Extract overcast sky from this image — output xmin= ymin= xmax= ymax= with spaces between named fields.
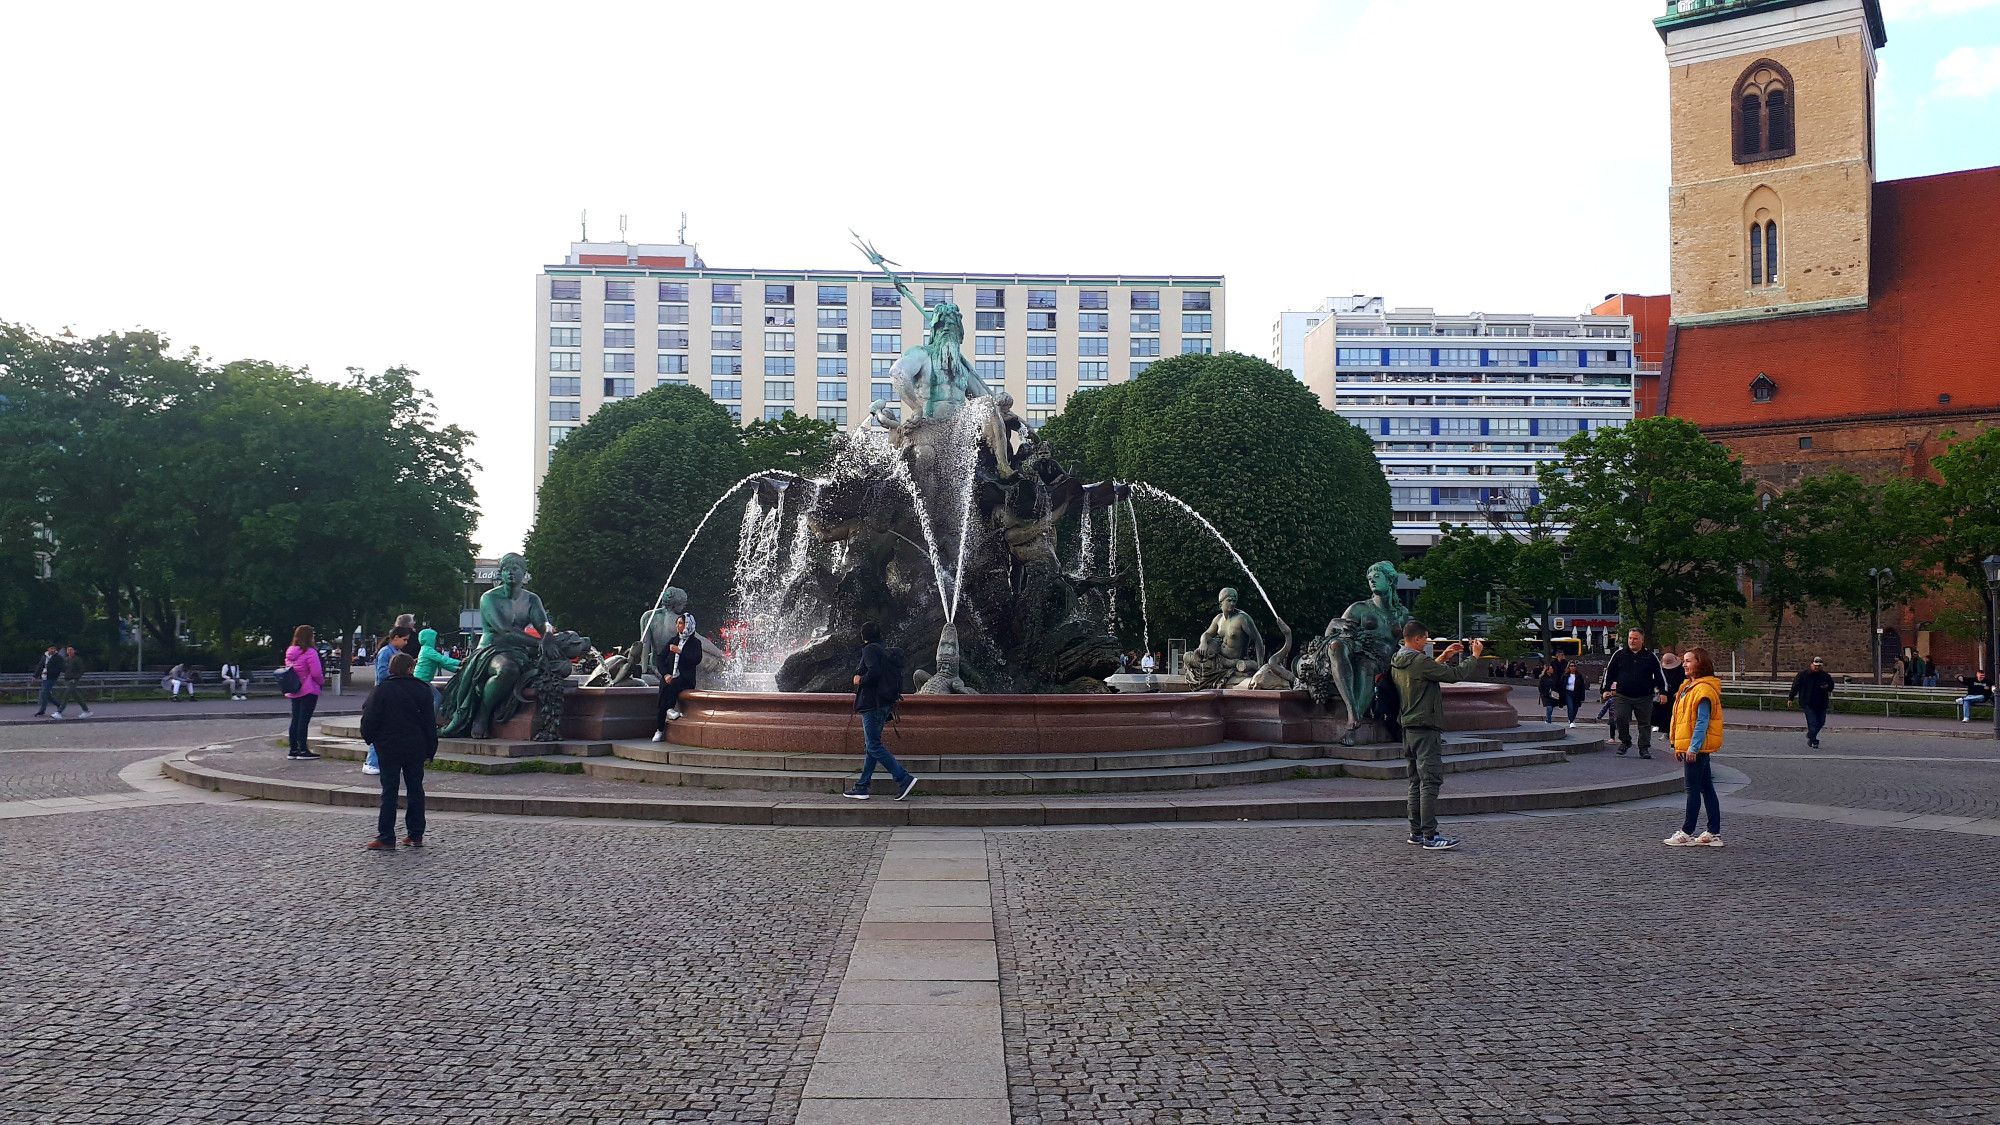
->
xmin=3 ymin=0 xmax=1996 ymax=556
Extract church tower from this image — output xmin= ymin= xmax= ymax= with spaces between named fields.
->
xmin=1656 ymin=0 xmax=1886 ymax=325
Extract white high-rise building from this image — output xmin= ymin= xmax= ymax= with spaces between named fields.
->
xmin=534 ymin=237 xmax=1226 ymax=487
xmin=1300 ymin=302 xmax=1637 ymax=549
xmin=1270 ymin=295 xmax=1383 ymax=376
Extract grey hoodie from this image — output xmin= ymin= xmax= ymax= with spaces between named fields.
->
xmin=1390 ymin=646 xmax=1471 ymax=731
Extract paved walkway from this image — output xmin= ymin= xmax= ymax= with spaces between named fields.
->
xmin=1506 ymin=684 xmax=1994 ymax=737
xmin=4 ymin=694 xmax=362 ymax=726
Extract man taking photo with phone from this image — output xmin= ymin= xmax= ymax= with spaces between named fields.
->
xmin=1390 ymin=621 xmax=1483 ymax=851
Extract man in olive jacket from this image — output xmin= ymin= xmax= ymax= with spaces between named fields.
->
xmin=1390 ymin=620 xmax=1482 ymax=851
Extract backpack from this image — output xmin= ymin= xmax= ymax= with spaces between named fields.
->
xmin=276 ymin=660 xmax=303 ymax=695
xmin=880 ymin=647 xmax=907 ymax=708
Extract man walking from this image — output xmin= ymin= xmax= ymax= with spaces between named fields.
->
xmin=1389 ymin=621 xmax=1482 ymax=851
xmin=1602 ymin=629 xmax=1669 ymax=758
xmin=842 ymin=621 xmax=919 ymax=801
xmin=1788 ymin=656 xmax=1836 ymax=748
xmin=33 ymin=644 xmax=66 ymax=719
xmin=54 ymin=646 xmax=93 ymax=719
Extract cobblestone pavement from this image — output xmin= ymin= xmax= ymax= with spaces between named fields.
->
xmin=1731 ymin=752 xmax=2000 ymax=817
xmin=989 ymin=813 xmax=2000 ymax=1124
xmin=0 ymin=716 xmax=281 ymax=752
xmin=0 ymin=748 xmax=186 ymax=801
xmin=0 ymin=804 xmax=884 ymax=1124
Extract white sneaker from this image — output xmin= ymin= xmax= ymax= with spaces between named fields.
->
xmin=651 ymin=729 xmax=664 ymax=742
xmin=51 ymin=711 xmax=64 ymax=721
xmin=666 ymin=708 xmax=682 ymax=721
xmin=1695 ymin=832 xmax=1724 ymax=847
xmin=1664 ymin=830 xmax=1695 ymax=847
xmin=362 ymin=764 xmax=381 ymax=776
xmin=1962 ymin=716 xmax=1970 ymax=723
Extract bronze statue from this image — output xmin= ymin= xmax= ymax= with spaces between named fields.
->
xmin=1183 ymin=587 xmax=1270 ymax=689
xmin=1297 ymin=560 xmax=1409 ymax=744
xmin=439 ymin=553 xmax=557 ymax=739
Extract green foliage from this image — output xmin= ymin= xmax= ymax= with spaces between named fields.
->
xmin=1538 ymin=416 xmax=1758 ymax=640
xmin=742 ymin=410 xmax=840 ymax=479
xmin=1037 ymin=351 xmax=1397 ymax=644
xmin=1919 ymin=425 xmax=2000 ymax=590
xmin=524 ymin=385 xmax=752 ymax=646
xmin=0 ymin=324 xmax=476 ymax=664
xmin=1408 ymin=525 xmax=1511 ymax=629
xmin=1749 ymin=471 xmax=1876 ymax=676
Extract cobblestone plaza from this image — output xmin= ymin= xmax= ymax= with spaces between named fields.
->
xmin=2 ymin=714 xmax=1996 ymax=1124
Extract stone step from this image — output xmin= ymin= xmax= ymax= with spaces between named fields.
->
xmin=580 ymin=754 xmax=1354 ymax=796
xmin=1338 ymin=745 xmax=1571 ymax=781
xmin=316 ymin=721 xmax=610 ymax=758
xmin=611 ymin=740 xmax=1282 ymax=774
xmin=306 ymin=737 xmax=580 ymax=776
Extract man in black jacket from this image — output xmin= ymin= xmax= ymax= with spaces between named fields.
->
xmin=359 ymin=652 xmax=439 ymax=850
xmin=1602 ymin=629 xmax=1669 ymax=758
xmin=651 ymin=613 xmax=703 ymax=742
xmin=1788 ymin=656 xmax=1836 ymax=748
xmin=33 ymin=644 xmax=64 ymax=718
xmin=844 ymin=621 xmax=919 ymax=801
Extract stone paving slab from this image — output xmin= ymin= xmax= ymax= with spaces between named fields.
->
xmin=795 ymin=1096 xmax=1012 ymax=1124
xmin=845 ymin=938 xmax=1000 ymax=981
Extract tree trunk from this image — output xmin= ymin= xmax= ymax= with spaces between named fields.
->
xmin=1769 ymin=613 xmax=1783 ymax=680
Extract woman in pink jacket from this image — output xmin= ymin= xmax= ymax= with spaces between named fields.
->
xmin=285 ymin=625 xmax=325 ymax=760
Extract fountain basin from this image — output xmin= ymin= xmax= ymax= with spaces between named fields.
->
xmin=1440 ymin=682 xmax=1516 ymax=731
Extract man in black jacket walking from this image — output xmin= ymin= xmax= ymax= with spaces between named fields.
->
xmin=1788 ymin=656 xmax=1836 ymax=748
xmin=359 ymin=652 xmax=439 ymax=850
xmin=1602 ymin=629 xmax=1669 ymax=758
xmin=843 ymin=622 xmax=919 ymax=801
xmin=33 ymin=644 xmax=64 ymax=718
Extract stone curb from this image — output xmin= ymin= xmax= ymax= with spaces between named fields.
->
xmin=160 ymin=755 xmax=1686 ymax=828
xmin=1516 ymin=710 xmax=1998 ymax=741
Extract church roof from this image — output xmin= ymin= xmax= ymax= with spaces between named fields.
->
xmin=1654 ymin=0 xmax=1886 ymax=48
xmin=1660 ymin=165 xmax=2000 ymax=430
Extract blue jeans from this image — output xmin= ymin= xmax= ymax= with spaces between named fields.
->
xmin=36 ymin=679 xmax=58 ymax=714
xmin=1803 ymin=705 xmax=1826 ymax=744
xmin=856 ymin=706 xmax=910 ymax=792
xmin=287 ymin=694 xmax=318 ymax=755
xmin=1958 ymin=695 xmax=1985 ymax=721
xmin=1543 ymin=703 xmax=1556 ymax=724
xmin=1682 ymin=753 xmax=1720 ymax=836
xmin=376 ymin=756 xmax=426 ymax=843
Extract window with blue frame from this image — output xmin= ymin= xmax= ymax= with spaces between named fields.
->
xmin=1131 ymin=338 xmax=1160 ymax=357
xmin=817 ymin=284 xmax=848 ymax=306
xmin=976 ymin=335 xmax=1005 ymax=355
xmin=764 ymin=357 xmax=796 ymax=377
xmin=817 ymin=381 xmax=848 ymax=402
xmin=711 ymin=355 xmax=743 ymax=376
xmin=659 ymin=282 xmax=689 ymax=301
xmin=975 ymin=360 xmax=1005 ymax=381
xmin=1027 ymin=337 xmax=1057 ymax=356
xmin=1026 ymin=385 xmax=1058 ymax=405
xmin=764 ymin=380 xmax=795 ymax=401
xmin=1079 ymin=337 xmax=1109 ymax=356
xmin=1027 ymin=361 xmax=1057 ymax=381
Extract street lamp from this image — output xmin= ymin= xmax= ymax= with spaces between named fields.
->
xmin=1867 ymin=567 xmax=1893 ymax=685
xmin=1983 ymin=554 xmax=2000 ymax=739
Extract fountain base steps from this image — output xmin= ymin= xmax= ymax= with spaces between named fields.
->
xmin=298 ymin=735 xmax=586 ymax=776
xmin=318 ymin=720 xmax=613 ymax=759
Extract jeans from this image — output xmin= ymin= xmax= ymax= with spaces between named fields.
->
xmin=365 ymin=744 xmax=380 ymax=769
xmin=288 ymin=694 xmax=319 ymax=754
xmin=855 ymin=705 xmax=911 ymax=792
xmin=36 ymin=679 xmax=58 ymax=714
xmin=1565 ymin=696 xmax=1581 ymax=723
xmin=1682 ymin=753 xmax=1721 ymax=835
xmin=376 ymin=756 xmax=426 ymax=843
xmin=1543 ymin=703 xmax=1556 ymax=724
xmin=1404 ymin=727 xmax=1445 ymax=839
xmin=1802 ymin=705 xmax=1827 ymax=744
xmin=1610 ymin=695 xmax=1655 ymax=751
xmin=56 ymin=680 xmax=89 ymax=715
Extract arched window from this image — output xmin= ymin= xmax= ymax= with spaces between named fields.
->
xmin=1733 ymin=60 xmax=1796 ymax=164
xmin=1744 ymin=186 xmax=1782 ymax=289
xmin=1750 ymin=223 xmax=1765 ymax=287
xmin=1764 ymin=220 xmax=1779 ymax=286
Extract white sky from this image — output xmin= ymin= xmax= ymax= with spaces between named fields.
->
xmin=3 ymin=0 xmax=1995 ymax=555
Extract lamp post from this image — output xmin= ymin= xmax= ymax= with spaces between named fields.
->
xmin=1866 ymin=567 xmax=1892 ymax=685
xmin=1983 ymin=554 xmax=2000 ymax=739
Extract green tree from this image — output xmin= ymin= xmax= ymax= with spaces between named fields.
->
xmin=1538 ymin=416 xmax=1759 ymax=642
xmin=1748 ymin=471 xmax=1882 ymax=677
xmin=1408 ymin=524 xmax=1514 ymax=634
xmin=524 ymin=385 xmax=752 ymax=646
xmin=1037 ymin=351 xmax=1397 ymax=643
xmin=742 ymin=410 xmax=840 ymax=478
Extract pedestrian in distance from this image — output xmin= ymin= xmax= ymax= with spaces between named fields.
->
xmin=365 ymin=626 xmax=418 ymax=775
xmin=33 ymin=644 xmax=65 ymax=718
xmin=1139 ymin=650 xmax=1157 ymax=674
xmin=1560 ymin=658 xmax=1585 ymax=727
xmin=359 ymin=651 xmax=437 ymax=851
xmin=1389 ymin=620 xmax=1482 ymax=851
xmin=650 ymin=612 xmax=703 ymax=741
xmin=1788 ymin=656 xmax=1836 ymax=748
xmin=1602 ymin=629 xmax=1670 ymax=759
xmin=1954 ymin=671 xmax=1992 ymax=723
xmin=284 ymin=625 xmax=325 ymax=760
xmin=164 ymin=662 xmax=198 ymax=701
xmin=54 ymin=645 xmax=93 ymax=719
xmin=219 ymin=660 xmax=250 ymax=700
xmin=1655 ymin=652 xmax=1686 ymax=739
xmin=1664 ymin=646 xmax=1725 ymax=848
xmin=1537 ymin=661 xmax=1564 ymax=725
xmin=842 ymin=621 xmax=919 ymax=801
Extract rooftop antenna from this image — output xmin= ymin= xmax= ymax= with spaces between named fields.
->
xmin=618 ymin=213 xmax=628 ymax=242
xmin=679 ymin=211 xmax=689 ymax=244
xmin=580 ymin=209 xmax=588 ymax=241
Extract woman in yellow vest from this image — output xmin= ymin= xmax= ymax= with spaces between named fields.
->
xmin=1664 ymin=646 xmax=1724 ymax=848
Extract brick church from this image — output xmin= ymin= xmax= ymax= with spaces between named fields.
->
xmin=1646 ymin=0 xmax=2000 ymax=675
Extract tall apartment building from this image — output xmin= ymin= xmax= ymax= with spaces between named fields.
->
xmin=1270 ymin=295 xmax=1383 ymax=377
xmin=535 ymin=238 xmax=1226 ymax=485
xmin=1299 ymin=301 xmax=1637 ymax=550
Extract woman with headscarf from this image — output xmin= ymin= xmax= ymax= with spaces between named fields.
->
xmin=651 ymin=611 xmax=703 ymax=742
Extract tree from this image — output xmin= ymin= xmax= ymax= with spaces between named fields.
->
xmin=1037 ymin=351 xmax=1397 ymax=644
xmin=742 ymin=410 xmax=840 ymax=479
xmin=1538 ymin=416 xmax=1759 ymax=642
xmin=1408 ymin=524 xmax=1513 ymax=634
xmin=524 ymin=385 xmax=753 ymax=646
xmin=1748 ymin=471 xmax=1882 ymax=677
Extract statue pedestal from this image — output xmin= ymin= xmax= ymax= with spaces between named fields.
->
xmin=487 ymin=681 xmax=658 ymax=742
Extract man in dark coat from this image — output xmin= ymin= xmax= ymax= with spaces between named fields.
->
xmin=651 ymin=612 xmax=703 ymax=742
xmin=33 ymin=644 xmax=64 ymax=718
xmin=359 ymin=652 xmax=439 ymax=850
xmin=843 ymin=621 xmax=919 ymax=801
xmin=1788 ymin=656 xmax=1836 ymax=748
xmin=1601 ymin=629 xmax=1669 ymax=758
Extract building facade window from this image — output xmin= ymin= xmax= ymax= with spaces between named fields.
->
xmin=1749 ymin=220 xmax=1779 ymax=287
xmin=817 ymin=406 xmax=847 ymax=426
xmin=548 ymin=376 xmax=581 ymax=397
xmin=711 ymin=355 xmax=744 ymax=377
xmin=976 ymin=311 xmax=1005 ymax=330
xmin=712 ymin=331 xmax=744 ymax=352
xmin=603 ymin=353 xmax=636 ymax=373
xmin=872 ymin=359 xmax=896 ymax=376
xmin=1438 ymin=418 xmax=1479 ymax=436
xmin=816 ymin=357 xmax=848 ymax=377
xmin=1078 ymin=362 xmax=1109 ymax=381
xmin=1026 ymin=385 xmax=1058 ymax=405
xmin=923 ymin=287 xmax=951 ymax=307
xmin=1079 ymin=336 xmax=1109 ymax=356
xmin=974 ymin=360 xmax=1005 ymax=381
xmin=1733 ymin=59 xmax=1795 ymax=164
xmin=1131 ymin=313 xmax=1160 ymax=333
xmin=1183 ymin=314 xmax=1213 ymax=334
xmin=1130 ymin=361 xmax=1152 ymax=377
xmin=975 ymin=288 xmax=1004 ymax=309
xmin=764 ymin=405 xmax=790 ymax=421
xmin=1026 ymin=311 xmax=1058 ymax=332
xmin=604 ymin=303 xmax=636 ymax=324
xmin=550 ymin=425 xmax=577 ymax=446
xmin=764 ymin=357 xmax=796 ymax=377
xmin=1490 ymin=418 xmax=1532 ymax=437
xmin=1438 ymin=348 xmax=1479 ymax=366
xmin=1079 ymin=290 xmax=1109 ymax=310
xmin=1078 ymin=312 xmax=1109 ymax=332
xmin=550 ymin=302 xmax=582 ymax=322
xmin=710 ymin=380 xmax=743 ymax=400
xmin=764 ymin=307 xmax=797 ymax=327
xmin=871 ymin=308 xmax=901 ymax=329
xmin=1131 ymin=337 xmax=1161 ymax=357
xmin=871 ymin=381 xmax=894 ymax=401
xmin=1541 ymin=418 xmax=1582 ymax=437
xmin=1388 ymin=348 xmax=1428 ymax=366
xmin=1130 ymin=291 xmax=1160 ymax=310
xmin=1489 ymin=348 xmax=1528 ymax=366
xmin=764 ymin=380 xmax=795 ymax=401
xmin=1026 ymin=289 xmax=1057 ymax=309
xmin=659 ymin=282 xmax=689 ymax=302
xmin=550 ymin=280 xmax=581 ymax=300
xmin=1336 ymin=348 xmax=1378 ymax=365
xmin=1182 ymin=291 xmax=1212 ymax=311
xmin=764 ymin=283 xmax=795 ymax=306
xmin=1027 ymin=361 xmax=1057 ymax=381
xmin=712 ymin=283 xmax=740 ymax=303
xmin=1387 ymin=417 xmax=1427 ymax=436
xmin=660 ymin=304 xmax=690 ymax=324
xmin=765 ymin=331 xmax=795 ymax=352
xmin=817 ymin=284 xmax=848 ymax=306
xmin=818 ymin=333 xmax=848 ymax=353
xmin=605 ymin=281 xmax=634 ymax=301
xmin=817 ymin=308 xmax=848 ymax=328
xmin=872 ymin=286 xmax=899 ymax=307
xmin=658 ymin=329 xmax=689 ymax=349
xmin=1181 ymin=338 xmax=1213 ymax=355
xmin=976 ymin=335 xmax=1005 ymax=355
xmin=712 ymin=306 xmax=743 ymax=326
xmin=658 ymin=354 xmax=689 ymax=375
xmin=604 ymin=328 xmax=635 ymax=348
xmin=549 ymin=352 xmax=582 ymax=372
xmin=549 ymin=327 xmax=582 ymax=347
xmin=1532 ymin=349 xmax=1573 ymax=367
xmin=871 ymin=333 xmax=902 ymax=354
xmin=658 ymin=376 xmax=688 ymax=388
xmin=1027 ymin=337 xmax=1058 ymax=356
xmin=817 ymin=381 xmax=848 ymax=402
xmin=603 ymin=377 xmax=636 ymax=398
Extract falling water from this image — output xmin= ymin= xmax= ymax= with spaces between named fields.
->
xmin=1125 ymin=496 xmax=1152 ymax=655
xmin=943 ymin=399 xmax=994 ymax=623
xmin=660 ymin=470 xmax=812 ymax=599
xmin=1075 ymin=502 xmax=1095 ymax=577
xmin=1106 ymin=493 xmax=1120 ymax=633
xmin=1128 ymin=482 xmax=1288 ymax=638
xmin=839 ymin=428 xmax=954 ymax=618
